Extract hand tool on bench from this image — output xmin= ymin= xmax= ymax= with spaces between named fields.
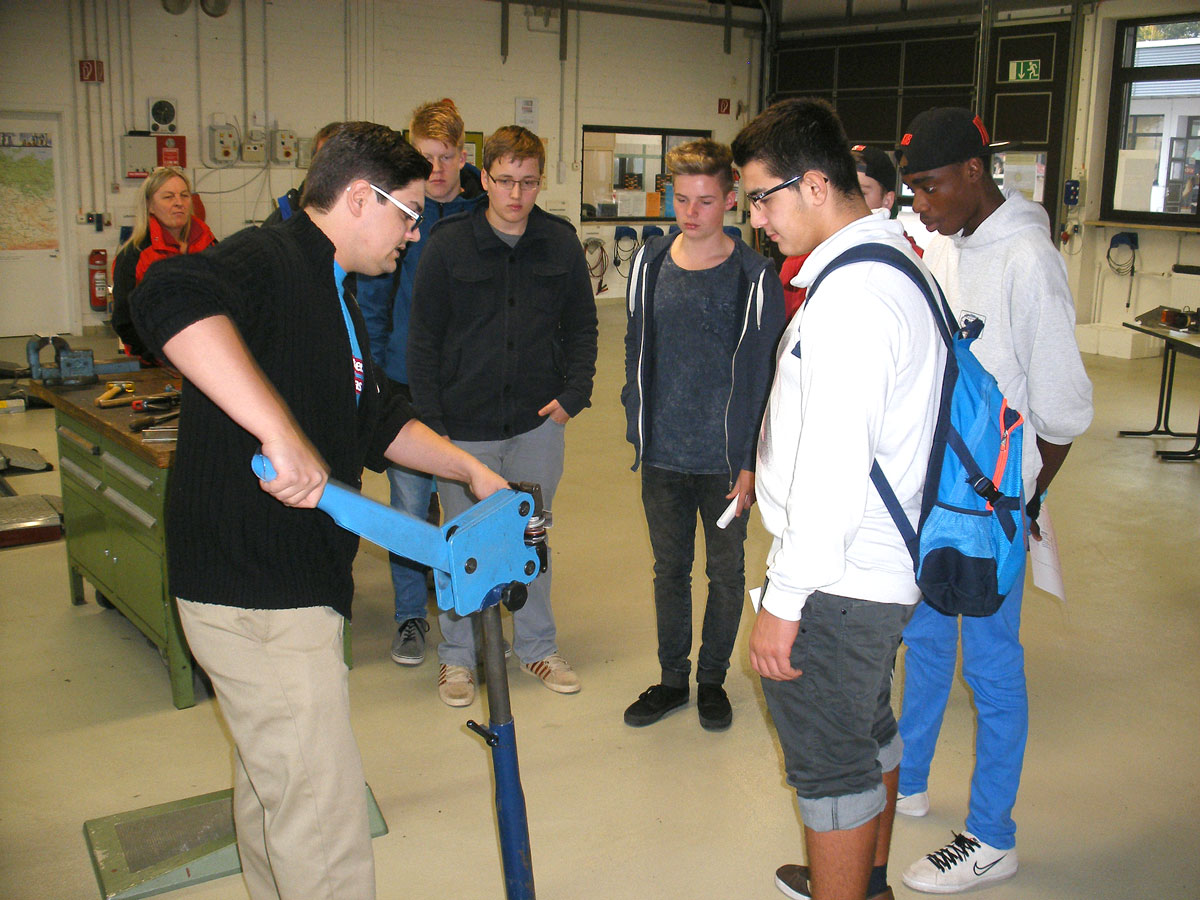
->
xmin=94 ymin=381 xmax=135 ymax=408
xmin=129 ymin=409 xmax=180 ymax=432
xmin=252 ymin=452 xmax=545 ymax=900
xmin=131 ymin=390 xmax=181 ymax=412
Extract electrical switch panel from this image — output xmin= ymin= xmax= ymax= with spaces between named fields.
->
xmin=242 ymin=128 xmax=267 ymax=163
xmin=208 ymin=125 xmax=239 ymax=164
xmin=272 ymin=129 xmax=298 ymax=165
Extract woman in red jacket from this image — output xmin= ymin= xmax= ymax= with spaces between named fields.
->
xmin=111 ymin=167 xmax=215 ymax=360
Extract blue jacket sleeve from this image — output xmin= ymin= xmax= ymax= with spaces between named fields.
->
xmin=355 ymin=271 xmax=397 ymax=371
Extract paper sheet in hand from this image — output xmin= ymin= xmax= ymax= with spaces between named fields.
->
xmin=1029 ymin=503 xmax=1065 ymax=601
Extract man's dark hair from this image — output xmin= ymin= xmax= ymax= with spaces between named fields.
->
xmin=731 ymin=98 xmax=860 ymax=199
xmin=300 ymin=121 xmax=432 ymax=212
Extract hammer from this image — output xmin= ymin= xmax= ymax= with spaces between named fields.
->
xmin=95 ymin=381 xmax=135 ymax=408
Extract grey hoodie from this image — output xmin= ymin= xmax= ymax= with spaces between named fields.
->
xmin=922 ymin=189 xmax=1094 ymax=494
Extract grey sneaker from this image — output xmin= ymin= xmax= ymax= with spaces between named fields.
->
xmin=390 ymin=617 xmax=429 ymax=666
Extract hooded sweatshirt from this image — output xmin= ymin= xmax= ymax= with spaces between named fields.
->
xmin=757 ymin=212 xmax=945 ymax=620
xmin=921 ymin=188 xmax=1093 ymax=496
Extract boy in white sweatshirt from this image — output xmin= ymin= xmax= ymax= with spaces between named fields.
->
xmin=733 ymin=99 xmax=946 ymax=900
xmin=893 ymin=107 xmax=1093 ymax=895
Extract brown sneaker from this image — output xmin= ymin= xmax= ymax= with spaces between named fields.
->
xmin=437 ymin=664 xmax=475 ymax=707
xmin=520 ymin=653 xmax=580 ymax=694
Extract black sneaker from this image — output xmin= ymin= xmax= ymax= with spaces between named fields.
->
xmin=775 ymin=864 xmax=894 ymax=900
xmin=623 ymin=684 xmax=688 ymax=726
xmin=697 ymin=683 xmax=732 ymax=731
xmin=390 ymin=617 xmax=429 ymax=666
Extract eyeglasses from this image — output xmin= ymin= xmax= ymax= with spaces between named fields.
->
xmin=747 ymin=175 xmax=801 ymax=208
xmin=489 ymin=175 xmax=542 ymax=193
xmin=368 ymin=183 xmax=423 ymax=230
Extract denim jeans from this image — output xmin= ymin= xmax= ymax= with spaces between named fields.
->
xmin=761 ymin=591 xmax=914 ymax=832
xmin=898 ymin=559 xmax=1028 ymax=850
xmin=436 ymin=419 xmax=565 ymax=668
xmin=640 ymin=465 xmax=748 ymax=688
xmin=387 ymin=464 xmax=434 ymax=624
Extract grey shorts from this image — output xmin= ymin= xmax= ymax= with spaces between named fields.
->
xmin=761 ymin=590 xmax=914 ymax=832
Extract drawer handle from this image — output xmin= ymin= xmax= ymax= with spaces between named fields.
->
xmin=102 ymin=486 xmax=158 ymax=530
xmin=58 ymin=425 xmax=100 ymax=455
xmin=60 ymin=457 xmax=102 ymax=491
xmin=102 ymin=452 xmax=155 ymax=491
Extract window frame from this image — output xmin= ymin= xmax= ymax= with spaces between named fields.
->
xmin=1099 ymin=13 xmax=1200 ymax=226
xmin=579 ymin=125 xmax=711 ymax=223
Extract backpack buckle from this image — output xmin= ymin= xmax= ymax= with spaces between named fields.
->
xmin=968 ymin=475 xmax=1003 ymax=504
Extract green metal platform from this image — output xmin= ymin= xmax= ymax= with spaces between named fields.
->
xmin=83 ymin=784 xmax=388 ymax=899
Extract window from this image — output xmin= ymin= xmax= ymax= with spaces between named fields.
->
xmin=580 ymin=126 xmax=710 ymax=221
xmin=1100 ymin=14 xmax=1200 ymax=224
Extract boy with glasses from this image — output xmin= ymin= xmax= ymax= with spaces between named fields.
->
xmin=733 ymin=99 xmax=945 ymax=900
xmin=132 ymin=122 xmax=509 ymax=899
xmin=621 ymin=139 xmax=784 ymax=731
xmin=357 ymin=99 xmax=486 ymax=669
xmin=408 ymin=125 xmax=598 ymax=706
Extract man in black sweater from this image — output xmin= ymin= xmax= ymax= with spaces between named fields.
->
xmin=409 ymin=125 xmax=598 ymax=707
xmin=133 ymin=122 xmax=507 ymax=900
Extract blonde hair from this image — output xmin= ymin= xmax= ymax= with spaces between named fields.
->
xmin=410 ymin=99 xmax=465 ymax=149
xmin=665 ymin=139 xmax=735 ymax=195
xmin=121 ymin=167 xmax=193 ymax=253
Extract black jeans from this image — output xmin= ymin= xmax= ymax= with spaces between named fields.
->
xmin=641 ymin=465 xmax=748 ymax=688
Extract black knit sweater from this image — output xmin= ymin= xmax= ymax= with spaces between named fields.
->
xmin=132 ymin=212 xmax=412 ymax=618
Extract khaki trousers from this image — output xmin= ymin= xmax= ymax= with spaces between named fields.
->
xmin=177 ymin=600 xmax=375 ymax=900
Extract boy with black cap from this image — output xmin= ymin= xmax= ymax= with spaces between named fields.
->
xmin=893 ymin=107 xmax=1093 ymax=894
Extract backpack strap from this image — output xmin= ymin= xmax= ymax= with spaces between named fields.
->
xmin=806 ymin=242 xmax=953 ymax=570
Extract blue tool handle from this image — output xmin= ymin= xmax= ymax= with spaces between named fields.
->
xmin=252 ymin=451 xmax=357 ymax=522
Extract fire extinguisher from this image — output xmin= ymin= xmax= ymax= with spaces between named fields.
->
xmin=87 ymin=249 xmax=108 ymax=311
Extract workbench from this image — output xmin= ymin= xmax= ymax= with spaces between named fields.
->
xmin=1119 ymin=322 xmax=1200 ymax=462
xmin=27 ymin=370 xmax=197 ymax=708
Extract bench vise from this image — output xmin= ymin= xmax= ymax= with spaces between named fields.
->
xmin=26 ymin=335 xmax=140 ymax=387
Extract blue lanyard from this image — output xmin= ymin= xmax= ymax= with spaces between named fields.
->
xmin=333 ymin=262 xmax=363 ymax=404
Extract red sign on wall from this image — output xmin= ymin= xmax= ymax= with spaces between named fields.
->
xmin=717 ymin=98 xmax=731 ymax=115
xmin=78 ymin=60 xmax=105 ymax=83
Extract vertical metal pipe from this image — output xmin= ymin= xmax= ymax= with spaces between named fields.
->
xmin=975 ymin=0 xmax=993 ymax=118
xmin=559 ymin=0 xmax=568 ymax=61
xmin=501 ymin=0 xmax=509 ymax=63
xmin=478 ymin=602 xmax=534 ymax=899
xmin=724 ymin=0 xmax=731 ymax=54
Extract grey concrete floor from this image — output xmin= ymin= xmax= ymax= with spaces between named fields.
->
xmin=1 ymin=305 xmax=1198 ymax=899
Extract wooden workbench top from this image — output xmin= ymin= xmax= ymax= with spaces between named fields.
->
xmin=26 ymin=368 xmax=180 ymax=468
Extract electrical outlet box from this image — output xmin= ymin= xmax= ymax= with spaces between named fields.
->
xmin=242 ymin=128 xmax=267 ymax=163
xmin=271 ymin=129 xmax=298 ymax=165
xmin=208 ymin=124 xmax=239 ymax=163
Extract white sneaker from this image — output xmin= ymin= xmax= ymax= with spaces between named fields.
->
xmin=437 ymin=664 xmax=475 ymax=707
xmin=903 ymin=831 xmax=1018 ymax=894
xmin=896 ymin=790 xmax=930 ymax=817
xmin=521 ymin=653 xmax=580 ymax=694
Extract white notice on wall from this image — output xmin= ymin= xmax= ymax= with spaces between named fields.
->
xmin=515 ymin=98 xmax=538 ymax=132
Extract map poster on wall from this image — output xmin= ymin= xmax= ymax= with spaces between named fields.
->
xmin=0 ymin=132 xmax=59 ymax=252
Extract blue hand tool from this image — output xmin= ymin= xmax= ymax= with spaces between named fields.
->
xmin=251 ymin=453 xmax=542 ymax=898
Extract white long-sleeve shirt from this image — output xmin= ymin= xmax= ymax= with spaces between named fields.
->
xmin=922 ymin=189 xmax=1093 ymax=497
xmin=757 ymin=212 xmax=946 ymax=621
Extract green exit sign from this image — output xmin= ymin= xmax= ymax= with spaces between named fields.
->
xmin=1009 ymin=59 xmax=1041 ymax=81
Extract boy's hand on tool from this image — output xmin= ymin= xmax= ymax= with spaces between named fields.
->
xmin=258 ymin=434 xmax=329 ymax=508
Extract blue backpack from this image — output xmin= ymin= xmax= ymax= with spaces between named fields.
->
xmin=807 ymin=242 xmax=1025 ymax=617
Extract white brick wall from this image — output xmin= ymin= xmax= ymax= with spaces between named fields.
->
xmin=1 ymin=0 xmax=758 ymax=329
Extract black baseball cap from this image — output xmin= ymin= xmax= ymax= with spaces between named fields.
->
xmin=894 ymin=108 xmax=1009 ymax=175
xmin=850 ymin=144 xmax=897 ymax=192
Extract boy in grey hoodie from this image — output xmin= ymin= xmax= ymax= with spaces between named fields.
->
xmin=893 ymin=108 xmax=1093 ymax=895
